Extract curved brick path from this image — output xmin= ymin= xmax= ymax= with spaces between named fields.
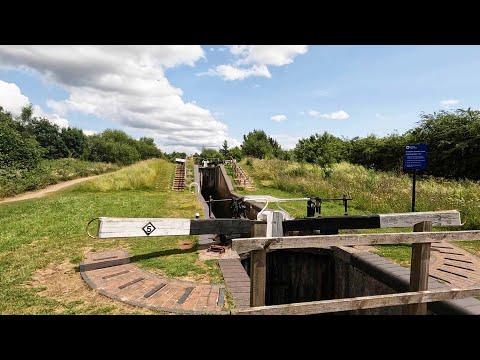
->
xmin=429 ymin=242 xmax=480 ymax=287
xmin=80 ymin=250 xmax=228 ymax=314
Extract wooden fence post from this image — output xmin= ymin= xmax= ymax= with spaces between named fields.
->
xmin=266 ymin=210 xmax=284 ymax=237
xmin=250 ymin=211 xmax=283 ymax=307
xmin=407 ymin=221 xmax=432 ymax=315
xmin=250 ymin=249 xmax=267 ymax=307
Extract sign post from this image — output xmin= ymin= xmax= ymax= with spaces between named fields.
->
xmin=403 ymin=144 xmax=427 ymax=212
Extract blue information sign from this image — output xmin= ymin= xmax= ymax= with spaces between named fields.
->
xmin=404 ymin=144 xmax=427 ymax=170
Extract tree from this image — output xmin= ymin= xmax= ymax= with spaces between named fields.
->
xmin=86 ymin=130 xmax=141 ymax=165
xmin=61 ymin=127 xmax=88 ymax=158
xmin=267 ymin=136 xmax=283 ymax=159
xmin=220 ymin=140 xmax=229 ymax=158
xmin=200 ymin=148 xmax=224 ymax=162
xmin=241 ymin=130 xmax=274 ymax=159
xmin=101 ymin=129 xmax=137 ymax=147
xmin=111 ymin=143 xmax=141 ymax=165
xmin=409 ymin=108 xmax=480 ymax=179
xmin=135 ymin=137 xmax=163 ymax=160
xmin=345 ymin=132 xmax=412 ymax=172
xmin=28 ymin=118 xmax=69 ymax=159
xmin=20 ymin=104 xmax=33 ymax=126
xmin=0 ymin=108 xmax=41 ymax=169
xmin=293 ymin=132 xmax=346 ymax=167
xmin=277 ymin=149 xmax=294 ymax=161
xmin=228 ymin=146 xmax=242 ymax=161
xmin=165 ymin=151 xmax=187 ymax=162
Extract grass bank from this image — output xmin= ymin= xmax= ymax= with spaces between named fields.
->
xmin=0 ymin=158 xmax=119 ymax=199
xmin=241 ymin=158 xmax=480 ymax=228
xmin=0 ymin=158 xmax=221 ymax=314
xmin=237 ymin=158 xmax=480 ymax=265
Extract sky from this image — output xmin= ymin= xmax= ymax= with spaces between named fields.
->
xmin=0 ymin=45 xmax=479 ymax=154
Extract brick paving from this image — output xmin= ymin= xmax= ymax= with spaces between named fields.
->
xmin=82 ymin=239 xmax=480 ymax=312
xmin=357 ymin=241 xmax=480 ymax=289
xmin=218 ymin=259 xmax=251 ymax=309
xmin=80 ymin=250 xmax=227 ymax=314
xmin=429 ymin=241 xmax=480 ymax=287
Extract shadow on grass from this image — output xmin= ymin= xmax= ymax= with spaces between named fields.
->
xmin=74 ymin=247 xmax=199 ymax=272
xmin=129 ymin=247 xmax=197 ymax=263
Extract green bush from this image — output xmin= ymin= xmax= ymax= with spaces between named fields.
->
xmin=0 ymin=120 xmax=42 ymax=170
xmin=27 ymin=119 xmax=69 ymax=159
xmin=293 ymin=132 xmax=346 ymax=167
xmin=61 ymin=127 xmax=88 ymax=158
xmin=86 ymin=130 xmax=162 ymax=165
xmin=135 ymin=137 xmax=163 ymax=160
xmin=410 ymin=109 xmax=480 ymax=179
xmin=242 ymin=130 xmax=280 ymax=159
xmin=228 ymin=146 xmax=242 ymax=161
xmin=87 ymin=134 xmax=140 ymax=165
xmin=199 ymin=148 xmax=224 ymax=162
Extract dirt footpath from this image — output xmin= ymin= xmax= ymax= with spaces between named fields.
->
xmin=0 ymin=175 xmax=99 ymax=204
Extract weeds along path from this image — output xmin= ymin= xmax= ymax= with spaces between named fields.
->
xmin=0 ymin=175 xmax=101 ymax=205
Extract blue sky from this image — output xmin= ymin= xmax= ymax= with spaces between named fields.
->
xmin=0 ymin=45 xmax=479 ymax=153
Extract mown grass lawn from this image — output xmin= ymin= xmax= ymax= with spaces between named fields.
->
xmin=0 ymin=158 xmax=222 ymax=314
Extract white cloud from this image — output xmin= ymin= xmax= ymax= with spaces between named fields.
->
xmin=271 ymin=114 xmax=287 ymax=122
xmin=0 ymin=80 xmax=69 ymax=127
xmin=375 ymin=113 xmax=385 ymax=119
xmin=210 ymin=48 xmax=215 ymax=52
xmin=271 ymin=134 xmax=299 ymax=150
xmin=308 ymin=110 xmax=350 ymax=120
xmin=158 ymin=136 xmax=241 ymax=155
xmin=33 ymin=105 xmax=69 ymax=128
xmin=229 ymin=45 xmax=308 ymax=66
xmin=83 ymin=129 xmax=98 ymax=136
xmin=205 ymin=45 xmax=308 ymax=81
xmin=0 ymin=80 xmax=29 ymax=116
xmin=205 ymin=64 xmax=271 ymax=81
xmin=440 ymin=99 xmax=460 ymax=108
xmin=218 ymin=47 xmax=226 ymax=52
xmin=0 ymin=45 xmax=234 ymax=153
xmin=46 ymin=99 xmax=69 ymax=115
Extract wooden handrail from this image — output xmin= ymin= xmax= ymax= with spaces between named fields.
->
xmin=232 ymin=286 xmax=480 ymax=315
xmin=231 ymin=230 xmax=480 ymax=254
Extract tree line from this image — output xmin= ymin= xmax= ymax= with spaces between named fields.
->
xmin=3 ymin=103 xmax=479 ymax=181
xmin=0 ymin=105 xmax=163 ymax=171
xmin=206 ymin=108 xmax=480 ymax=181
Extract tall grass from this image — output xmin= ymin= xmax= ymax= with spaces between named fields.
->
xmin=75 ymin=158 xmax=172 ymax=192
xmin=242 ymin=158 xmax=480 ymax=229
xmin=0 ymin=158 xmax=118 ymax=199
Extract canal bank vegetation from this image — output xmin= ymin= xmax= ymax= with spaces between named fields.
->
xmin=233 ymin=108 xmax=480 ymax=182
xmin=0 ymin=105 xmax=164 ymax=198
xmin=233 ymin=157 xmax=480 ymax=265
xmin=240 ymin=158 xmax=480 ymax=230
xmin=0 ymin=159 xmax=221 ymax=314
